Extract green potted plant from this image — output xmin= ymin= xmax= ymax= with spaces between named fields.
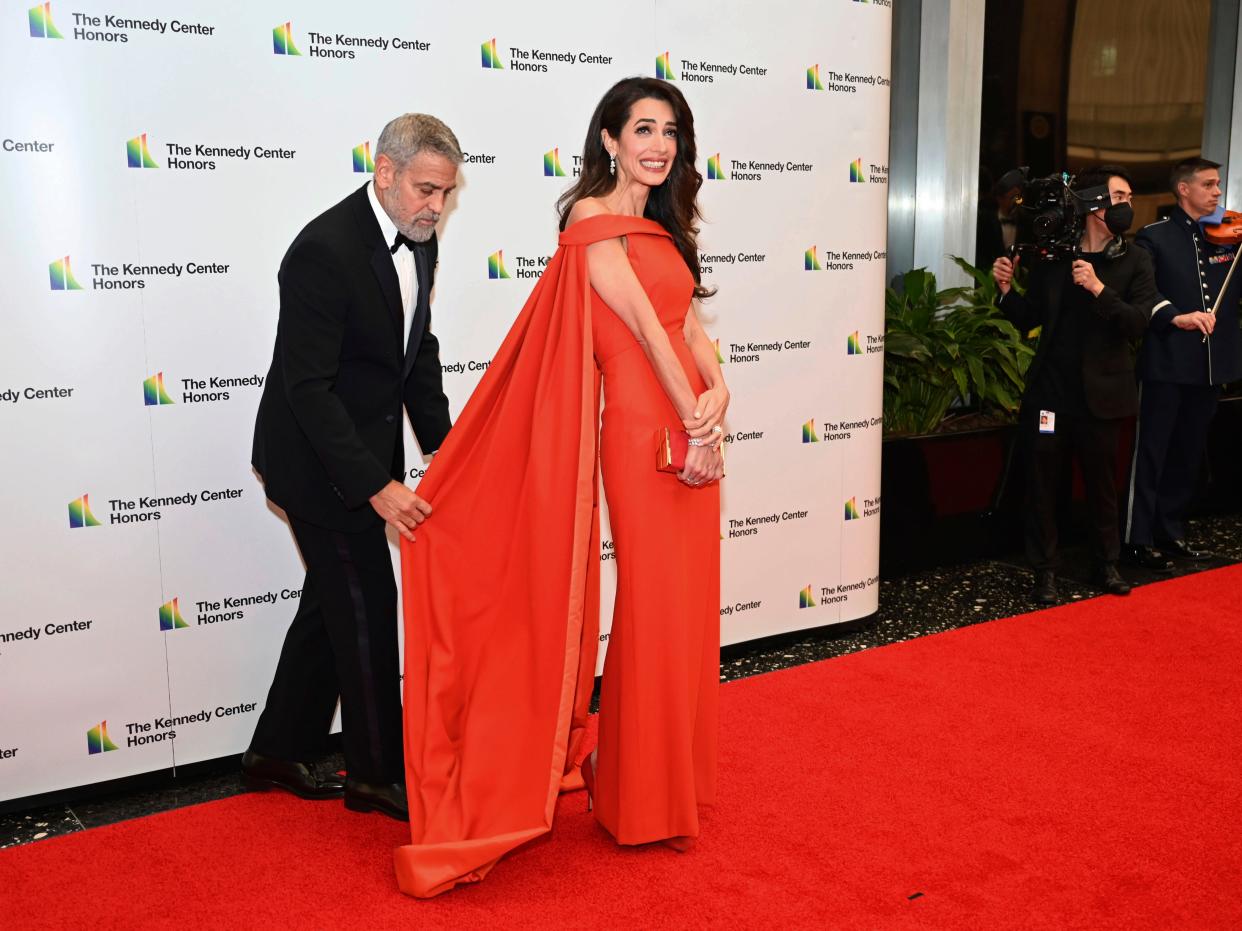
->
xmin=883 ymin=258 xmax=1033 ymax=435
xmin=880 ymin=257 xmax=1036 ymax=572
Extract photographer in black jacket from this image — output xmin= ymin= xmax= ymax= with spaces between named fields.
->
xmin=992 ymin=165 xmax=1159 ymax=604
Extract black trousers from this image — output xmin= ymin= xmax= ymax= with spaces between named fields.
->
xmin=249 ymin=515 xmax=403 ymax=784
xmin=1123 ymin=381 xmax=1220 ymax=547
xmin=1022 ymin=409 xmax=1123 ymax=571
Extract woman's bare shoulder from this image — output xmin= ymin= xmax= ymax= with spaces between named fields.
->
xmin=565 ymin=197 xmax=615 ymax=228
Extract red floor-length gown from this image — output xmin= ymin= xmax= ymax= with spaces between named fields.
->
xmin=396 ymin=214 xmax=719 ymax=898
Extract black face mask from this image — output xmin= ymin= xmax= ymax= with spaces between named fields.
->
xmin=1103 ymin=202 xmax=1133 ymax=235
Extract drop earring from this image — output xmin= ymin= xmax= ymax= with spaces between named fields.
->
xmin=609 ymin=153 xmax=616 ymax=176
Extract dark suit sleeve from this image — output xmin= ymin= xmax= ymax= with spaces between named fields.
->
xmin=998 ymin=265 xmax=1044 ymax=333
xmin=1092 ymin=248 xmax=1155 ymax=340
xmin=404 ymin=319 xmax=452 ymax=453
xmin=1133 ymin=231 xmax=1179 ymax=332
xmin=279 ymin=239 xmax=391 ymax=506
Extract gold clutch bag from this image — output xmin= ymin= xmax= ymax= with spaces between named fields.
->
xmin=655 ymin=427 xmax=689 ymax=473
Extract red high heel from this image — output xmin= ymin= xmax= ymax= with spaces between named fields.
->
xmin=580 ymin=753 xmax=596 ymax=812
xmin=661 ymin=835 xmax=696 ymax=853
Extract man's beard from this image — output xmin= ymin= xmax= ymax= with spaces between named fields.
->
xmin=398 ymin=210 xmax=439 ymax=242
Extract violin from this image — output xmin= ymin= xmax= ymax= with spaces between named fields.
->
xmin=1202 ymin=208 xmax=1242 ymax=245
xmin=1199 ymin=209 xmax=1242 ymax=342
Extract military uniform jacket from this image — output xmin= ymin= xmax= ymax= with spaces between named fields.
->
xmin=1134 ymin=206 xmax=1242 ymax=385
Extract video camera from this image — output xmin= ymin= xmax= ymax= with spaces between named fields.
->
xmin=998 ymin=167 xmax=1112 ymax=261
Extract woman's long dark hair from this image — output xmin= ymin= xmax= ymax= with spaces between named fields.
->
xmin=558 ymin=77 xmax=714 ymax=299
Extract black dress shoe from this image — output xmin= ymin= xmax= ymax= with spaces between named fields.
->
xmin=1093 ymin=564 xmax=1131 ymax=596
xmin=241 ymin=749 xmax=344 ymax=800
xmin=344 ymin=778 xmax=408 ymax=821
xmin=1158 ymin=538 xmax=1212 ymax=562
xmin=1121 ymin=544 xmax=1174 ymax=573
xmin=1030 ymin=570 xmax=1057 ymax=605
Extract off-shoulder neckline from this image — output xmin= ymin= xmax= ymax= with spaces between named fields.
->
xmin=559 ymin=213 xmax=671 ymax=244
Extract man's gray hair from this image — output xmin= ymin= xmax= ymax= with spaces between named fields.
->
xmin=375 ymin=113 xmax=463 ymax=169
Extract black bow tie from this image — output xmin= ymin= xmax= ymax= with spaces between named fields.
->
xmin=390 ymin=232 xmax=416 ymax=254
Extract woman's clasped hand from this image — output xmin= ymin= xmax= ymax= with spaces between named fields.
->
xmin=679 ymin=385 xmax=728 ymax=487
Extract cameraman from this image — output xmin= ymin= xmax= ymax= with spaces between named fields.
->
xmin=992 ymin=165 xmax=1158 ymax=604
xmin=1122 ymin=158 xmax=1240 ymax=568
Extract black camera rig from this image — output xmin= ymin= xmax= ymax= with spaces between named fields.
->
xmin=1000 ymin=168 xmax=1111 ymax=261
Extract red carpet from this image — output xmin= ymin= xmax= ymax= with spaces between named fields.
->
xmin=4 ymin=566 xmax=1241 ymax=929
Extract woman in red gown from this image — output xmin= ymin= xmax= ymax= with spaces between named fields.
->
xmin=396 ymin=77 xmax=727 ymax=897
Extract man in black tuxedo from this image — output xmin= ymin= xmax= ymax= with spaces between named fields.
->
xmin=243 ymin=113 xmax=460 ymax=820
xmin=992 ymin=165 xmax=1158 ymax=605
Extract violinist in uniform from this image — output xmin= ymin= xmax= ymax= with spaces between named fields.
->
xmin=1124 ymin=157 xmax=1242 ymax=567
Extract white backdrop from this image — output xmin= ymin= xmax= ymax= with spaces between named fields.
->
xmin=0 ymin=0 xmax=891 ymax=803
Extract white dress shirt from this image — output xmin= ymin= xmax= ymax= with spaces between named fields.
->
xmin=367 ymin=181 xmax=418 ymax=356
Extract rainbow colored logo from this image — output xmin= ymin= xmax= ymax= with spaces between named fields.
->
xmin=481 ymin=37 xmax=503 ymax=69
xmin=802 ymin=419 xmax=819 ymax=443
xmin=487 ymin=250 xmax=511 ymax=279
xmin=656 ymin=51 xmax=676 ymax=81
xmin=543 ymin=147 xmax=566 ymax=177
xmin=713 ymin=339 xmax=724 ymax=364
xmin=272 ymin=21 xmax=300 ymax=55
xmin=143 ymin=372 xmax=174 ymax=406
xmin=804 ymin=246 xmax=821 ymax=271
xmin=49 ymin=255 xmax=84 ymax=290
xmin=160 ymin=597 xmax=189 ymax=631
xmin=847 ymin=331 xmax=862 ymax=355
xmin=844 ymin=497 xmax=860 ymax=520
xmin=707 ymin=153 xmax=726 ymax=181
xmin=69 ymin=494 xmax=101 ymax=528
xmin=806 ymin=64 xmax=824 ymax=90
xmin=127 ymin=133 xmax=159 ymax=169
xmin=849 ymin=158 xmax=865 ymax=183
xmin=87 ymin=720 xmax=119 ymax=754
xmin=799 ymin=585 xmax=816 ymax=609
xmin=28 ymin=2 xmax=62 ymax=38
xmin=352 ymin=141 xmax=375 ymax=173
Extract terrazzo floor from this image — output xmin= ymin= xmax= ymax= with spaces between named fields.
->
xmin=4 ymin=512 xmax=1239 ymax=849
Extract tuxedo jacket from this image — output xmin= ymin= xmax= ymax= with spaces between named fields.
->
xmin=999 ymin=243 xmax=1157 ymax=420
xmin=252 ymin=183 xmax=451 ymax=531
